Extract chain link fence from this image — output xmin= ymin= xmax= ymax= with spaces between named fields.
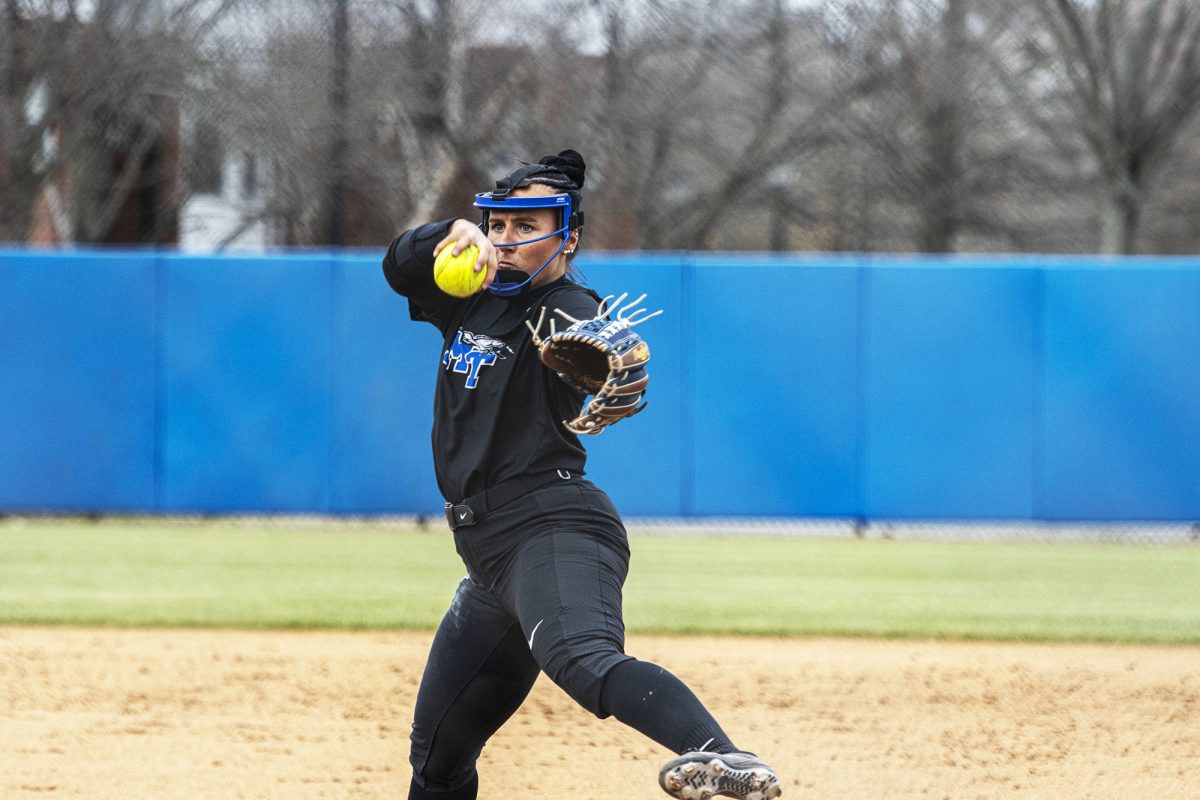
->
xmin=2 ymin=513 xmax=1197 ymax=544
xmin=5 ymin=0 xmax=1200 ymax=254
xmin=625 ymin=517 xmax=1200 ymax=544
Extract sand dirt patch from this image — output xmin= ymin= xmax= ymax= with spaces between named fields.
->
xmin=2 ymin=627 xmax=1197 ymax=799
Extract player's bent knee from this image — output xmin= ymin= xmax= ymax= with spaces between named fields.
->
xmin=409 ymin=737 xmax=479 ymax=797
xmin=408 ymin=772 xmax=478 ymax=800
xmin=534 ymin=632 xmax=632 ymax=716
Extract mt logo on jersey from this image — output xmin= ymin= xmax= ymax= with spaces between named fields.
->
xmin=443 ymin=329 xmax=513 ymax=389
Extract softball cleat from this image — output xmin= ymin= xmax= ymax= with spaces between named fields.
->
xmin=658 ymin=751 xmax=781 ymax=800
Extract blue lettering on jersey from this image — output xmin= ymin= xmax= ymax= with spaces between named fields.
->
xmin=442 ymin=329 xmax=513 ymax=389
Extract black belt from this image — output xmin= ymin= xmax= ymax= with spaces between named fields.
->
xmin=445 ymin=468 xmax=575 ymax=531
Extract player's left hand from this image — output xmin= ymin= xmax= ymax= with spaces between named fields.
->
xmin=526 ymin=293 xmax=662 ymax=435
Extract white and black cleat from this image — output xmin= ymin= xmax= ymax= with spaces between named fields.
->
xmin=658 ymin=751 xmax=782 ymax=800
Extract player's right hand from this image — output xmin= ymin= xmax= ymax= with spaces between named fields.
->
xmin=434 ymin=220 xmax=499 ymax=290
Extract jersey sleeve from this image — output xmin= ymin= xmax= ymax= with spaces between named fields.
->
xmin=382 ymin=218 xmax=461 ymax=330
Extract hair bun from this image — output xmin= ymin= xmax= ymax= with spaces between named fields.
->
xmin=538 ymin=149 xmax=586 ymax=189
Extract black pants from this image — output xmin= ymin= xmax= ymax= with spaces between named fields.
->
xmin=409 ymin=478 xmax=635 ymax=795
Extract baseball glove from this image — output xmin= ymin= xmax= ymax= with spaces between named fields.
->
xmin=527 ymin=293 xmax=662 ymax=435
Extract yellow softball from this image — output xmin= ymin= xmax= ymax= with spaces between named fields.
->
xmin=433 ymin=243 xmax=485 ymax=298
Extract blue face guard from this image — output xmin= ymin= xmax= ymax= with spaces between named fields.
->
xmin=473 ymin=192 xmax=577 ymax=297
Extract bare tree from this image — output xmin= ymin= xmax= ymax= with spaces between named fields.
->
xmin=1139 ymin=114 xmax=1200 ymax=252
xmin=0 ymin=1 xmax=40 ymax=240
xmin=216 ymin=0 xmax=558 ymax=245
xmin=565 ymin=0 xmax=849 ymax=251
xmin=0 ymin=0 xmax=248 ymax=244
xmin=11 ymin=0 xmax=1200 ymax=254
xmin=656 ymin=0 xmax=824 ymax=250
xmin=824 ymin=0 xmax=1046 ymax=253
xmin=1018 ymin=0 xmax=1200 ymax=254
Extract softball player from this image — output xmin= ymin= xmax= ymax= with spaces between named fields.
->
xmin=382 ymin=149 xmax=781 ymax=800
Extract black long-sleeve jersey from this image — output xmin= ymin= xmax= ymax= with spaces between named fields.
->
xmin=382 ymin=219 xmax=602 ymax=503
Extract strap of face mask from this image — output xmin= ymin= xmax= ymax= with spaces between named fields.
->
xmin=473 ymin=191 xmax=577 ymax=297
xmin=487 ymin=231 xmax=571 ymax=297
xmin=489 ymin=163 xmax=548 ymax=200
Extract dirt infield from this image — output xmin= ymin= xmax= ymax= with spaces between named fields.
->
xmin=2 ymin=627 xmax=1197 ymax=799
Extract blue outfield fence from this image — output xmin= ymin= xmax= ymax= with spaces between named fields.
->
xmin=1 ymin=248 xmax=1197 ymax=521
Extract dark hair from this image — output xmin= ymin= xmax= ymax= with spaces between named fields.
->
xmin=491 ymin=149 xmax=586 ymax=219
xmin=529 ymin=149 xmax=585 ymax=191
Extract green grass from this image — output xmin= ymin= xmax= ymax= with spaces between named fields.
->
xmin=1 ymin=518 xmax=1198 ymax=643
xmin=624 ymin=535 xmax=1200 ymax=643
xmin=0 ymin=519 xmax=463 ymax=630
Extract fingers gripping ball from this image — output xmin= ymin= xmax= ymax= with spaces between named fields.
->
xmin=526 ymin=292 xmax=663 ymax=435
xmin=434 ymin=243 xmax=485 ymax=298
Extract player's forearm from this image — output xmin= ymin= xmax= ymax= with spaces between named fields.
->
xmin=382 ymin=218 xmax=455 ymax=297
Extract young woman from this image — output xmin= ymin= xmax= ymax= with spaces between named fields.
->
xmin=382 ymin=149 xmax=781 ymax=800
